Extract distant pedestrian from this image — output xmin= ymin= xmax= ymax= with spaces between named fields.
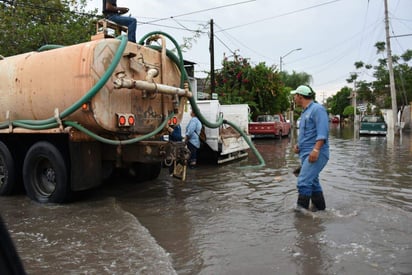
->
xmin=102 ymin=0 xmax=137 ymax=43
xmin=185 ymin=110 xmax=202 ymax=168
xmin=292 ymin=85 xmax=329 ymax=211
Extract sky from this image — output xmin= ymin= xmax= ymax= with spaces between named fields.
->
xmin=86 ymin=0 xmax=412 ymax=101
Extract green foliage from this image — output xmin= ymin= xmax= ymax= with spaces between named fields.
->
xmin=343 ymin=105 xmax=355 ymax=117
xmin=279 ymin=70 xmax=312 ymax=89
xmin=370 ymin=48 xmax=412 ymax=109
xmin=328 ymin=86 xmax=352 ymax=116
xmin=213 ymin=55 xmax=285 ymax=118
xmin=0 ymin=0 xmax=98 ymax=56
xmin=330 ymin=43 xmax=412 ymax=115
xmin=279 ymin=70 xmax=313 ymax=119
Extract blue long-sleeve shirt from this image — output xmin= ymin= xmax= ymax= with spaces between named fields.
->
xmin=169 ymin=125 xmax=182 ymax=142
xmin=298 ymin=101 xmax=329 ymax=159
xmin=185 ymin=116 xmax=202 ymax=148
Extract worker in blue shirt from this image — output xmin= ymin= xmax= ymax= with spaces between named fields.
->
xmin=292 ymin=85 xmax=329 ymax=211
xmin=185 ymin=110 xmax=202 ymax=168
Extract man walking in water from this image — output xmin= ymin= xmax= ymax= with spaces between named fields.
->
xmin=103 ymin=0 xmax=137 ymax=43
xmin=292 ymin=85 xmax=329 ymax=211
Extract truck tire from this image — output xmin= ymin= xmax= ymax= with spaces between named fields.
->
xmin=102 ymin=161 xmax=114 ymax=181
xmin=129 ymin=162 xmax=161 ymax=182
xmin=23 ymin=141 xmax=70 ymax=203
xmin=0 ymin=141 xmax=16 ymax=196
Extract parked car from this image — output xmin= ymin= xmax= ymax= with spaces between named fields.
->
xmin=331 ymin=116 xmax=340 ymax=123
xmin=359 ymin=115 xmax=387 ymax=135
xmin=248 ymin=114 xmax=291 ymax=138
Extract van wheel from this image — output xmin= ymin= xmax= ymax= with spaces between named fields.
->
xmin=23 ymin=142 xmax=70 ymax=203
xmin=0 ymin=141 xmax=16 ymax=195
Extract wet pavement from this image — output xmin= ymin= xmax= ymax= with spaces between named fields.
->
xmin=1 ymin=124 xmax=411 ymax=274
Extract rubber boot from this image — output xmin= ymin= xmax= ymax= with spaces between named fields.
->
xmin=311 ymin=192 xmax=326 ymax=211
xmin=296 ymin=194 xmax=310 ymax=209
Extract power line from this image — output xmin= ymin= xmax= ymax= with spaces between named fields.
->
xmin=214 ymin=33 xmax=236 ymax=55
xmin=214 ymin=22 xmax=275 ymax=63
xmin=217 ymin=0 xmax=342 ymax=32
xmin=143 ymin=0 xmax=256 ymax=24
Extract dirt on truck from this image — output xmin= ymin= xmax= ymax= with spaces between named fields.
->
xmin=0 ymin=20 xmax=267 ymax=204
xmin=0 ymin=21 xmax=193 ymax=203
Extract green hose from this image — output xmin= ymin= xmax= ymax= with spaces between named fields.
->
xmin=64 ymin=113 xmax=174 ymax=145
xmin=1 ymin=31 xmax=265 ymax=167
xmin=6 ymin=35 xmax=128 ymax=129
xmin=223 ymin=119 xmax=265 ymax=168
xmin=37 ymin=44 xmax=64 ymax=52
xmin=139 ymin=32 xmax=265 ymax=167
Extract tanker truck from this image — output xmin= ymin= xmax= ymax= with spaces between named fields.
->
xmin=0 ymin=25 xmax=193 ymax=203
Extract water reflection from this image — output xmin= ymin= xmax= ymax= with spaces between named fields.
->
xmin=0 ymin=126 xmax=411 ymax=274
xmin=292 ymin=216 xmax=326 ymax=275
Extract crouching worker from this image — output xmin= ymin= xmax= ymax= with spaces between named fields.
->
xmin=167 ymin=123 xmax=182 ymax=175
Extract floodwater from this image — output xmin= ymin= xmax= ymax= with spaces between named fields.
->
xmin=1 ymin=124 xmax=412 ymax=274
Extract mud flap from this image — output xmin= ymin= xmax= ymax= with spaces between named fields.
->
xmin=173 ymin=161 xmax=187 ymax=181
xmin=168 ymin=141 xmax=190 ymax=181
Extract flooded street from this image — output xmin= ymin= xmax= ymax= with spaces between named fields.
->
xmin=1 ymin=125 xmax=412 ymax=274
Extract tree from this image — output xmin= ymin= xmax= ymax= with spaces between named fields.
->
xmin=355 ymin=43 xmax=412 ymax=110
xmin=343 ymin=105 xmax=355 ymax=118
xmin=279 ymin=70 xmax=313 ymax=120
xmin=327 ymin=86 xmax=352 ymax=117
xmin=212 ymin=54 xmax=286 ymax=118
xmin=279 ymin=70 xmax=312 ymax=90
xmin=0 ymin=0 xmax=98 ymax=57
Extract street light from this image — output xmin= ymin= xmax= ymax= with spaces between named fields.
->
xmin=279 ymin=48 xmax=302 ymax=72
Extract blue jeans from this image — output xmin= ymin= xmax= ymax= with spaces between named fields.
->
xmin=187 ymin=142 xmax=198 ymax=165
xmin=297 ymin=153 xmax=328 ymax=196
xmin=107 ymin=15 xmax=137 ymax=43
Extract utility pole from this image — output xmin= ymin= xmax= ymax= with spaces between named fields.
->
xmin=353 ymin=78 xmax=357 ymax=134
xmin=384 ymin=0 xmax=398 ymax=135
xmin=209 ymin=19 xmax=215 ymax=97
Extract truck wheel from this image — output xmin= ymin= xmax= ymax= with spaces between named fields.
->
xmin=129 ymin=162 xmax=161 ymax=182
xmin=0 ymin=141 xmax=16 ymax=196
xmin=102 ymin=161 xmax=114 ymax=181
xmin=23 ymin=142 xmax=70 ymax=203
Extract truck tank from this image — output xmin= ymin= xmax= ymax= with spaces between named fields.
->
xmin=0 ymin=38 xmax=187 ymax=135
xmin=0 ymin=27 xmax=263 ymax=204
xmin=0 ymin=32 xmax=193 ymax=203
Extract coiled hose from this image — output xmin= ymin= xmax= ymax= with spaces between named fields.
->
xmin=1 ymin=33 xmax=265 ymax=167
xmin=139 ymin=31 xmax=265 ymax=168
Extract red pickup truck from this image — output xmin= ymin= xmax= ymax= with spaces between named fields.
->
xmin=248 ymin=114 xmax=291 ymax=138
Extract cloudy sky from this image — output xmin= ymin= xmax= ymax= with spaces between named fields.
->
xmin=87 ymin=0 xmax=412 ymax=101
